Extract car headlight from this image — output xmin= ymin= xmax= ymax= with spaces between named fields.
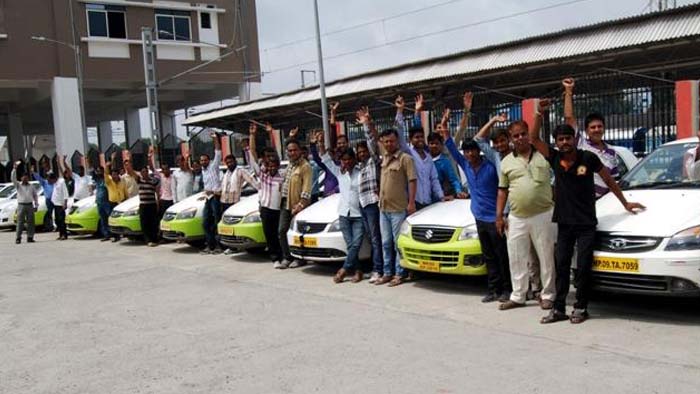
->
xmin=123 ymin=208 xmax=139 ymax=217
xmin=400 ymin=221 xmax=410 ymax=236
xmin=242 ymin=211 xmax=261 ymax=223
xmin=328 ymin=219 xmax=341 ymax=232
xmin=457 ymin=224 xmax=479 ymax=241
xmin=665 ymin=226 xmax=700 ymax=251
xmin=177 ymin=207 xmax=197 ymax=220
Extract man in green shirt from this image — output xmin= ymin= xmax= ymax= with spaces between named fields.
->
xmin=495 ymin=120 xmax=557 ymax=311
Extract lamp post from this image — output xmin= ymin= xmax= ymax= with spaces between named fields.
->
xmin=30 ymin=35 xmax=88 ymax=155
xmin=312 ymin=0 xmax=330 ymax=148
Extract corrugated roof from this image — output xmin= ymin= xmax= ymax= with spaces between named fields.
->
xmin=184 ymin=4 xmax=700 ymax=126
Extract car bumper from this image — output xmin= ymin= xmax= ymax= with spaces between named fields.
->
xmin=589 ymin=249 xmax=700 ymax=296
xmin=160 ymin=218 xmax=204 ymax=241
xmin=108 ymin=215 xmax=142 ymax=235
xmin=397 ymin=235 xmax=487 ymax=275
xmin=287 ymin=229 xmax=348 ymax=262
xmin=217 ymin=222 xmax=266 ymax=250
xmin=66 ymin=209 xmax=99 ymax=234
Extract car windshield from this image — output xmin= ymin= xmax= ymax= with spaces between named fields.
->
xmin=620 ymin=141 xmax=699 ymax=190
xmin=0 ymin=185 xmax=16 ymax=198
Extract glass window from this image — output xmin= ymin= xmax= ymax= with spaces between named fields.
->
xmin=174 ymin=17 xmax=190 ymax=41
xmin=200 ymin=12 xmax=211 ymax=29
xmin=107 ymin=12 xmax=126 ymax=39
xmin=88 ymin=10 xmax=108 ymax=37
xmin=615 ymin=153 xmax=629 ymax=179
xmin=156 ymin=15 xmax=174 ymax=40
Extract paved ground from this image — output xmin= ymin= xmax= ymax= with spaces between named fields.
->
xmin=1 ymin=230 xmax=700 ymax=394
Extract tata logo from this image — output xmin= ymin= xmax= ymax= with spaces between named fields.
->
xmin=425 ymin=229 xmax=434 ymax=240
xmin=608 ymin=238 xmax=627 ymax=250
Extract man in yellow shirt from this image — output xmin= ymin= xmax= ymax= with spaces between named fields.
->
xmin=104 ymin=154 xmax=128 ymax=242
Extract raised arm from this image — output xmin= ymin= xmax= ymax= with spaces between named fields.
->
xmin=455 ymin=91 xmax=473 ymax=144
xmin=211 ymin=131 xmax=222 ymax=168
xmin=357 ymin=106 xmax=382 ymax=158
xmin=330 ymin=102 xmax=339 ymax=126
xmin=11 ymin=161 xmax=20 ymax=187
xmin=475 ymin=113 xmax=507 ymax=142
xmin=438 ymin=124 xmax=468 ymax=171
xmin=529 ymin=99 xmax=551 ymax=159
xmin=248 ymin=123 xmax=261 ymax=176
xmin=393 ymin=95 xmax=411 ymax=154
xmin=563 ymin=78 xmax=576 ymax=130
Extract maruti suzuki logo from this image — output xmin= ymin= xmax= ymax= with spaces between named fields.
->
xmin=425 ymin=229 xmax=433 ymax=240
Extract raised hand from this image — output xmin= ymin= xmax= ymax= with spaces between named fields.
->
xmin=289 ymin=126 xmax=299 ymax=139
xmin=265 ymin=122 xmax=273 ymax=133
xmin=309 ymin=130 xmax=318 ymax=144
xmin=562 ymin=78 xmax=575 ymax=93
xmin=415 ymin=93 xmax=424 ymax=112
xmin=110 ymin=152 xmax=117 ymax=162
xmin=249 ymin=122 xmax=257 ymax=135
xmin=148 ymin=145 xmax=155 ymax=158
xmin=493 ymin=112 xmax=508 ymax=123
xmin=538 ymin=98 xmax=552 ymax=113
xmin=463 ymin=91 xmax=473 ymax=111
xmin=315 ymin=130 xmax=325 ymax=145
xmin=330 ymin=102 xmax=340 ymax=112
xmin=441 ymin=108 xmax=451 ymax=125
xmin=394 ymin=95 xmax=405 ymax=112
xmin=356 ymin=106 xmax=370 ymax=125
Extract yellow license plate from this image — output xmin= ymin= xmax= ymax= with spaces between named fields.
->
xmin=418 ymin=261 xmax=440 ymax=272
xmin=293 ymin=236 xmax=317 ymax=247
xmin=593 ymin=257 xmax=639 ymax=273
xmin=218 ymin=226 xmax=234 ymax=236
xmin=160 ymin=223 xmax=171 ymax=231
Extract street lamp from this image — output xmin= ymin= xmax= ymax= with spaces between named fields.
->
xmin=31 ymin=35 xmax=88 ymax=155
xmin=312 ymin=0 xmax=330 ymax=148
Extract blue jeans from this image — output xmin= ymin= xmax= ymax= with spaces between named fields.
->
xmin=361 ymin=203 xmax=383 ymax=275
xmin=339 ymin=215 xmax=365 ymax=272
xmin=379 ymin=210 xmax=407 ymax=277
xmin=202 ymin=196 xmax=222 ymax=249
xmin=97 ymin=202 xmax=112 ymax=238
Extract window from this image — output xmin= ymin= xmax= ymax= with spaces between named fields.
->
xmin=155 ymin=9 xmax=191 ymax=41
xmin=200 ymin=12 xmax=211 ymax=29
xmin=86 ymin=4 xmax=127 ymax=39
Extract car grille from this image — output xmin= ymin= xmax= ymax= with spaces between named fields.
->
xmin=222 ymin=215 xmax=243 ymax=225
xmin=220 ymin=234 xmax=255 ymax=245
xmin=595 ymin=233 xmax=662 ymax=253
xmin=162 ymin=212 xmax=177 ymax=221
xmin=403 ymin=247 xmax=460 ymax=268
xmin=66 ymin=223 xmax=84 ymax=229
xmin=290 ymin=246 xmax=346 ymax=259
xmin=296 ymin=221 xmax=327 ymax=234
xmin=162 ymin=230 xmax=182 ymax=240
xmin=411 ymin=226 xmax=455 ymax=244
xmin=110 ymin=211 xmax=123 ymax=218
xmin=590 ymin=271 xmax=669 ymax=292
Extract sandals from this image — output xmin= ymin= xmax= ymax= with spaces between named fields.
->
xmin=387 ymin=276 xmax=404 ymax=287
xmin=333 ymin=268 xmax=347 ymax=284
xmin=540 ymin=310 xmax=569 ymax=324
xmin=498 ymin=300 xmax=526 ymax=310
xmin=570 ymin=309 xmax=589 ymax=324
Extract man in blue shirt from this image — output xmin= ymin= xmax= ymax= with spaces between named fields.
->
xmin=444 ymin=132 xmax=512 ymax=303
xmin=427 ymin=132 xmax=465 ymax=199
xmin=32 ymin=165 xmax=56 ymax=231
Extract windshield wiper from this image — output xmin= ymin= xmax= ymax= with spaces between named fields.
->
xmin=623 ymin=180 xmax=700 ymax=190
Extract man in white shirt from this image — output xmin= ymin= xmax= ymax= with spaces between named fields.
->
xmin=200 ymin=132 xmax=223 ymax=254
xmin=684 ymin=130 xmax=700 ymax=181
xmin=171 ymin=154 xmax=194 ymax=203
xmin=60 ymin=155 xmax=92 ymax=201
xmin=51 ymin=172 xmax=70 ymax=240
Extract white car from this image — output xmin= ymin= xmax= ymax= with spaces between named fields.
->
xmin=0 ymin=183 xmax=16 ymax=203
xmin=287 ymin=193 xmax=371 ymax=262
xmin=592 ymin=137 xmax=700 ymax=296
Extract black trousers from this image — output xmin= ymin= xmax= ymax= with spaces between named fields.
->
xmin=54 ymin=205 xmax=67 ymax=238
xmin=476 ymin=220 xmax=512 ymax=295
xmin=554 ymin=223 xmax=596 ymax=313
xmin=139 ymin=203 xmax=159 ymax=244
xmin=158 ymin=200 xmax=173 ymax=221
xmin=260 ymin=206 xmax=282 ymax=262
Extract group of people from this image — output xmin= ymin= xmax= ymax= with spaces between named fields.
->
xmin=17 ymin=77 xmax=692 ymax=325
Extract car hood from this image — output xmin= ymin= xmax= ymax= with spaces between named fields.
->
xmin=223 ymin=194 xmax=260 ymax=217
xmin=113 ymin=196 xmax=140 ymax=212
xmin=294 ymin=194 xmax=340 ymax=223
xmin=73 ymin=195 xmax=96 ymax=210
xmin=406 ymin=199 xmax=476 ymax=228
xmin=0 ymin=199 xmax=17 ymax=213
xmin=597 ymin=189 xmax=700 ymax=237
xmin=166 ymin=192 xmax=206 ymax=214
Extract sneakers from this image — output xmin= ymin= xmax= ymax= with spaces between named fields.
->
xmin=288 ymin=259 xmax=306 ymax=268
xmin=15 ymin=238 xmax=20 ymax=244
xmin=272 ymin=261 xmax=286 ymax=269
xmin=27 ymin=238 xmax=35 ymax=243
xmin=481 ymin=293 xmax=499 ymax=303
xmin=223 ymin=248 xmax=235 ymax=255
xmin=368 ymin=272 xmax=382 ymax=284
xmin=147 ymin=242 xmax=158 ymax=247
xmin=211 ymin=247 xmax=223 ymax=255
xmin=200 ymin=247 xmax=213 ymax=255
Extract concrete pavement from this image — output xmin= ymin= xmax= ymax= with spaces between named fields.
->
xmin=1 ymin=231 xmax=699 ymax=394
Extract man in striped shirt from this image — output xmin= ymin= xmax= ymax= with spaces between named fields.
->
xmin=125 ymin=148 xmax=160 ymax=247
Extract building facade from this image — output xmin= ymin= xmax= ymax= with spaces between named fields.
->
xmin=0 ymin=0 xmax=260 ymax=161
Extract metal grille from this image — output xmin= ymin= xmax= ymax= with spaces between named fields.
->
xmin=222 ymin=215 xmax=243 ymax=225
xmin=403 ymin=248 xmax=459 ymax=263
xmin=296 ymin=221 xmax=327 ymax=234
xmin=590 ymin=272 xmax=668 ymax=293
xmin=411 ymin=226 xmax=455 ymax=244
xmin=290 ymin=246 xmax=346 ymax=259
xmin=162 ymin=212 xmax=177 ymax=221
xmin=596 ymin=233 xmax=662 ymax=253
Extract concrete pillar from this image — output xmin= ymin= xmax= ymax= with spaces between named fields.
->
xmin=98 ymin=121 xmax=113 ymax=151
xmin=238 ymin=81 xmax=261 ymax=103
xmin=675 ymin=80 xmax=699 ymax=140
xmin=521 ymin=98 xmax=539 ymax=132
xmin=51 ymin=77 xmax=86 ymax=156
xmin=7 ymin=113 xmax=27 ymax=161
xmin=124 ymin=108 xmax=142 ymax=147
